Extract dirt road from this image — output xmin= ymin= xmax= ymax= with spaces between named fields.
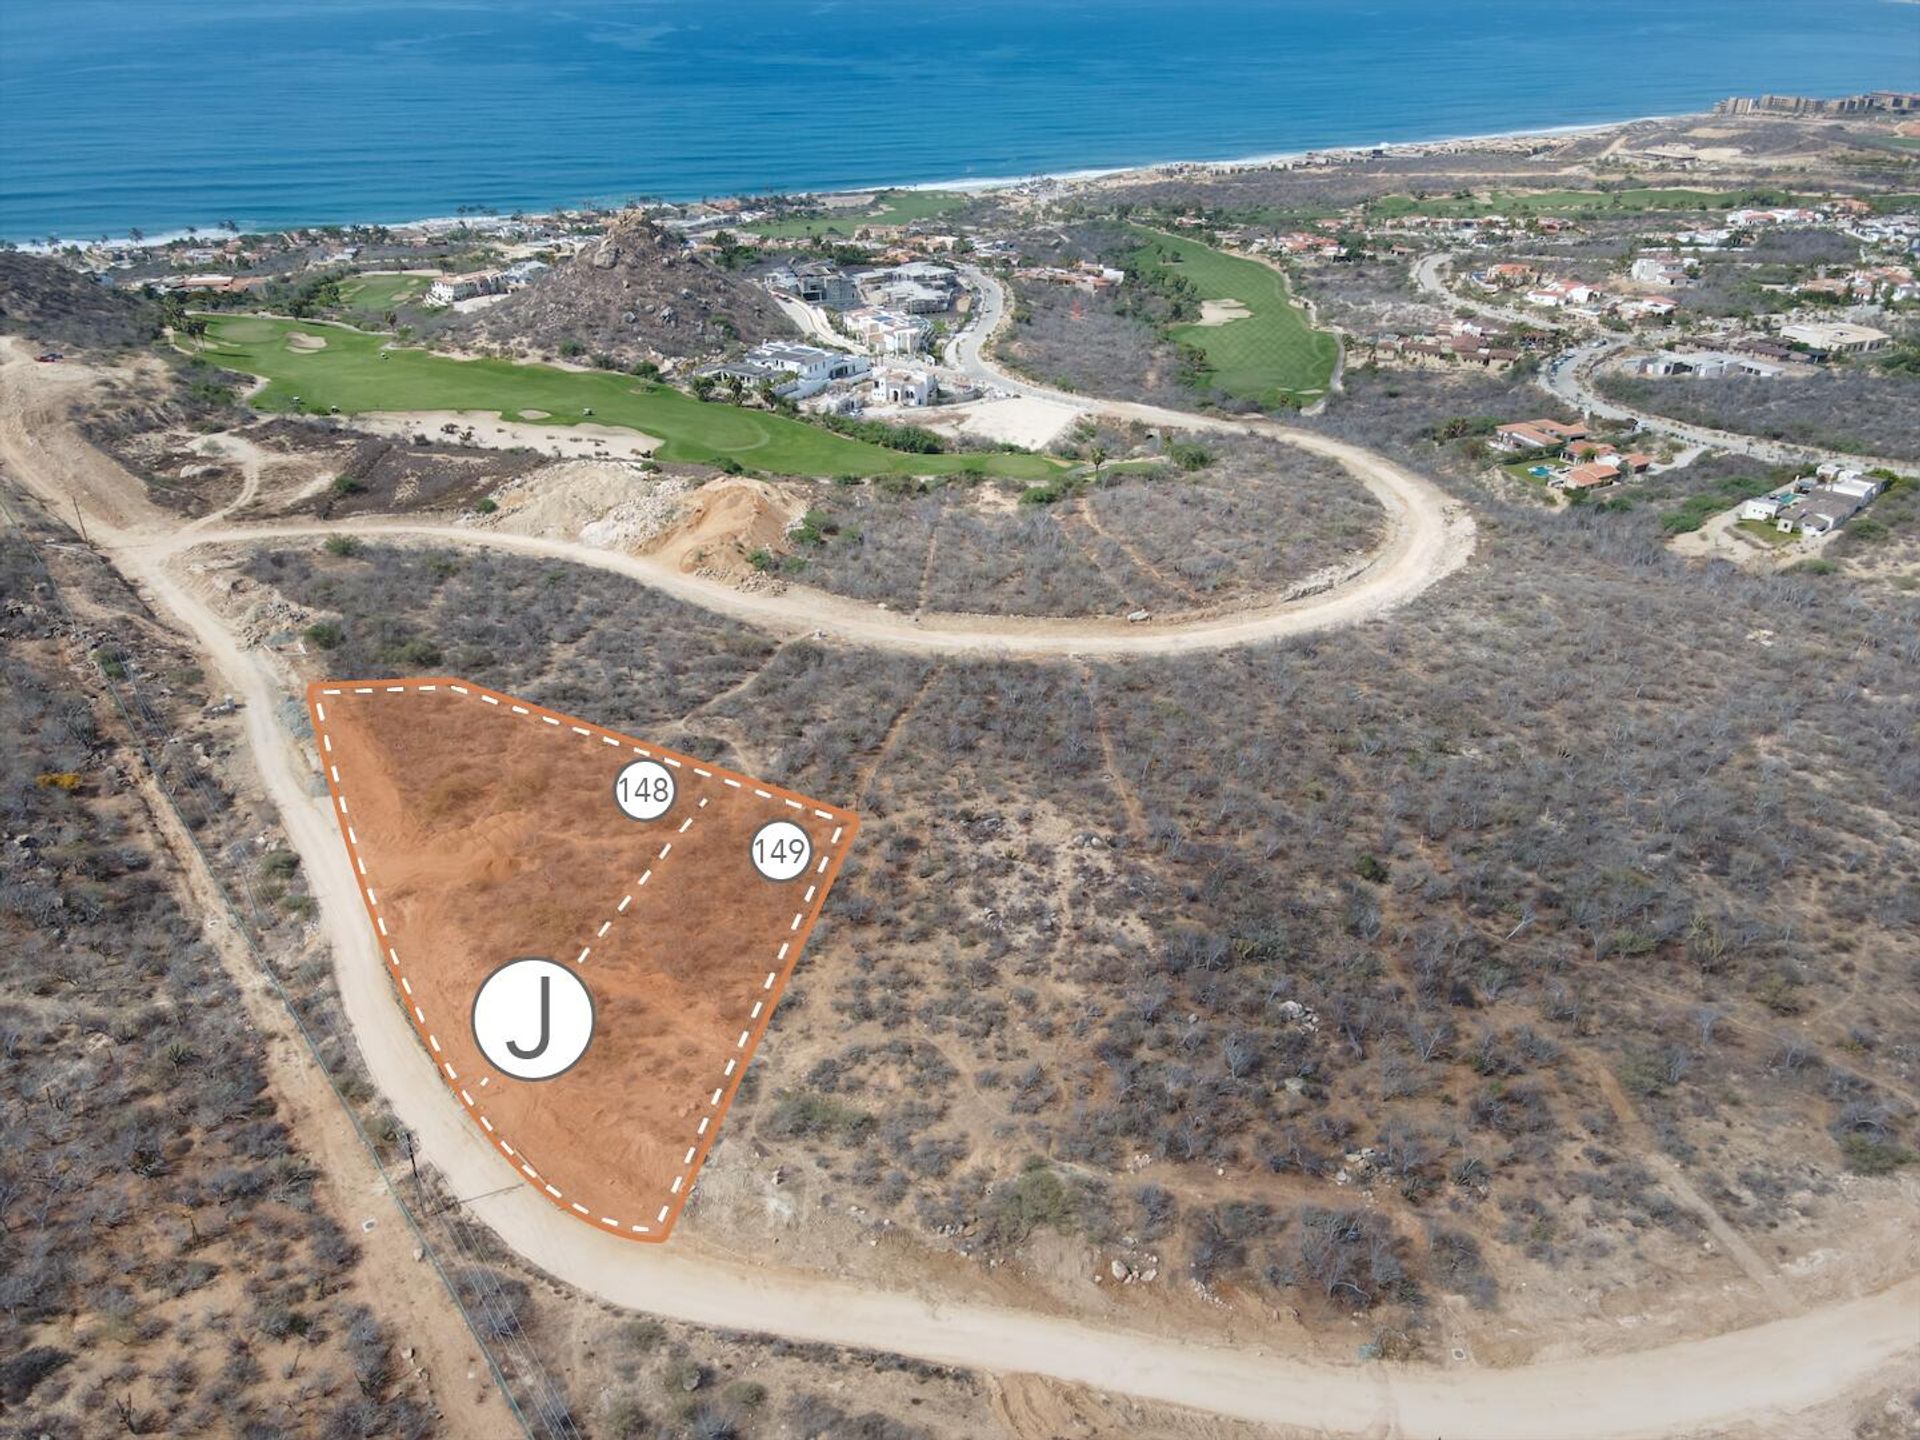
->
xmin=165 ymin=492 xmax=1467 ymax=657
xmin=5 ymin=342 xmax=1916 ymax=1439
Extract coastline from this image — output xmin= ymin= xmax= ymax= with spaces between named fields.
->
xmin=10 ymin=107 xmax=1694 ymax=254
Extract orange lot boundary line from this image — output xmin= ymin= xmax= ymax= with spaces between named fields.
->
xmin=306 ymin=675 xmax=860 ymax=1242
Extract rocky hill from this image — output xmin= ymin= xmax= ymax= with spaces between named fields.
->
xmin=0 ymin=253 xmax=162 ymax=352
xmin=455 ymin=216 xmax=792 ymax=365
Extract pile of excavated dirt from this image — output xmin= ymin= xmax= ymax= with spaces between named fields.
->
xmin=643 ymin=476 xmax=807 ymax=582
xmin=477 ymin=461 xmax=807 ymax=584
xmin=477 ymin=459 xmax=690 ymax=548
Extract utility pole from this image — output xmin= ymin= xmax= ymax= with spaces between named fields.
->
xmin=72 ymin=499 xmax=90 ymax=547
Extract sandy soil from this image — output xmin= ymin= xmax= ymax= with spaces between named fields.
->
xmin=480 ymin=458 xmax=688 ymax=544
xmin=643 ymin=475 xmax=804 ymax=579
xmin=345 ymin=409 xmax=663 ymax=460
xmin=1668 ymin=505 xmax=1837 ymax=572
xmin=912 ymin=394 xmax=1086 ymax=450
xmin=286 ymin=332 xmax=328 ymax=351
xmin=311 ymin=678 xmax=857 ymax=1242
xmin=479 ymin=463 xmax=803 ymax=584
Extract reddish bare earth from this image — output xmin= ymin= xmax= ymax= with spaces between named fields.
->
xmin=307 ymin=676 xmax=858 ymax=1241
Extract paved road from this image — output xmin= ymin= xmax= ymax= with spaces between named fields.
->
xmin=1410 ymin=251 xmax=1575 ymax=334
xmin=5 ymin=342 xmax=1916 ymax=1439
xmin=1413 ymin=251 xmax=1917 ymax=478
xmin=1541 ymin=338 xmax=1919 ymax=477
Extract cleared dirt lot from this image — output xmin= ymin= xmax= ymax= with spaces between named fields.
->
xmin=310 ymin=677 xmax=857 ymax=1241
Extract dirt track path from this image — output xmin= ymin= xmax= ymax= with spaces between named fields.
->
xmin=142 ymin=377 xmax=1476 ymax=657
xmin=6 ymin=344 xmax=1918 ymax=1439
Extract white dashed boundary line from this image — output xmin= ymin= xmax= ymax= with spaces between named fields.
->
xmin=311 ymin=678 xmax=857 ymax=1240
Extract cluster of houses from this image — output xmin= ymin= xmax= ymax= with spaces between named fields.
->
xmin=156 ymin=272 xmax=267 ymax=296
xmin=1490 ymin=417 xmax=1652 ymax=491
xmin=1637 ymin=349 xmax=1799 ymax=379
xmin=1793 ymin=264 xmax=1918 ymax=304
xmin=709 ymin=341 xmax=871 ymax=400
xmin=424 ymin=259 xmax=548 ymax=307
xmin=1368 ymin=319 xmax=1522 ymax=371
xmin=1737 ymin=465 xmax=1886 ymax=536
xmin=1467 ymin=263 xmax=1642 ymax=320
xmin=704 ymin=341 xmax=947 ymax=411
xmin=767 ymin=259 xmax=960 ymax=315
xmin=1011 ymin=260 xmax=1129 ymax=294
xmin=1631 ymin=315 xmax=1896 ymax=383
xmin=765 ymin=259 xmax=968 ymax=356
xmin=1253 ymin=230 xmax=1347 ymax=259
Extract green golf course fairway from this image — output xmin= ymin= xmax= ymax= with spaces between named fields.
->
xmin=1131 ymin=230 xmax=1340 ymax=408
xmin=336 ymin=272 xmax=430 ymax=314
xmin=746 ymin=189 xmax=970 ymax=240
xmin=190 ymin=315 xmax=1061 ymax=479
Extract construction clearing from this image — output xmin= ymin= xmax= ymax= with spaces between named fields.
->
xmin=307 ymin=676 xmax=858 ymax=1241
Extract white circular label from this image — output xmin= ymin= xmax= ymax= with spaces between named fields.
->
xmin=471 ymin=958 xmax=596 ymax=1080
xmin=613 ymin=759 xmax=675 ymax=821
xmin=750 ymin=819 xmax=813 ymax=882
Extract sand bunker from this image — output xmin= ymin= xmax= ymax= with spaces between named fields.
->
xmin=343 ymin=410 xmax=663 ymax=461
xmin=286 ymin=333 xmax=328 ymax=352
xmin=1195 ymin=299 xmax=1252 ymax=327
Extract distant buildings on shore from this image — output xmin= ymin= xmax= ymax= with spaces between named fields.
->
xmin=1714 ymin=91 xmax=1919 ymax=118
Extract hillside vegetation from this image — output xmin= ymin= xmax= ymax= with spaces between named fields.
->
xmin=0 ymin=252 xmax=162 ymax=352
xmin=236 ymin=460 xmax=1920 ymax=1352
xmin=456 ymin=214 xmax=792 ymax=362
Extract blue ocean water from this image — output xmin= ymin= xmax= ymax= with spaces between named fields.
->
xmin=2 ymin=0 xmax=1915 ymax=241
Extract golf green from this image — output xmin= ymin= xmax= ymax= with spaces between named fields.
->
xmin=191 ymin=315 xmax=1060 ymax=480
xmin=1130 ymin=229 xmax=1340 ymax=408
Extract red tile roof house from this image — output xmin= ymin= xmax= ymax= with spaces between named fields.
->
xmin=1476 ymin=262 xmax=1540 ymax=289
xmin=1558 ymin=460 xmax=1624 ymax=490
xmin=1490 ymin=418 xmax=1589 ymax=454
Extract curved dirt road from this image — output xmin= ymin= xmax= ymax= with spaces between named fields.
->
xmin=4 ymin=344 xmax=1916 ymax=1439
xmin=158 ymin=492 xmax=1466 ymax=658
xmin=188 ymin=281 xmax=1480 ymax=657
